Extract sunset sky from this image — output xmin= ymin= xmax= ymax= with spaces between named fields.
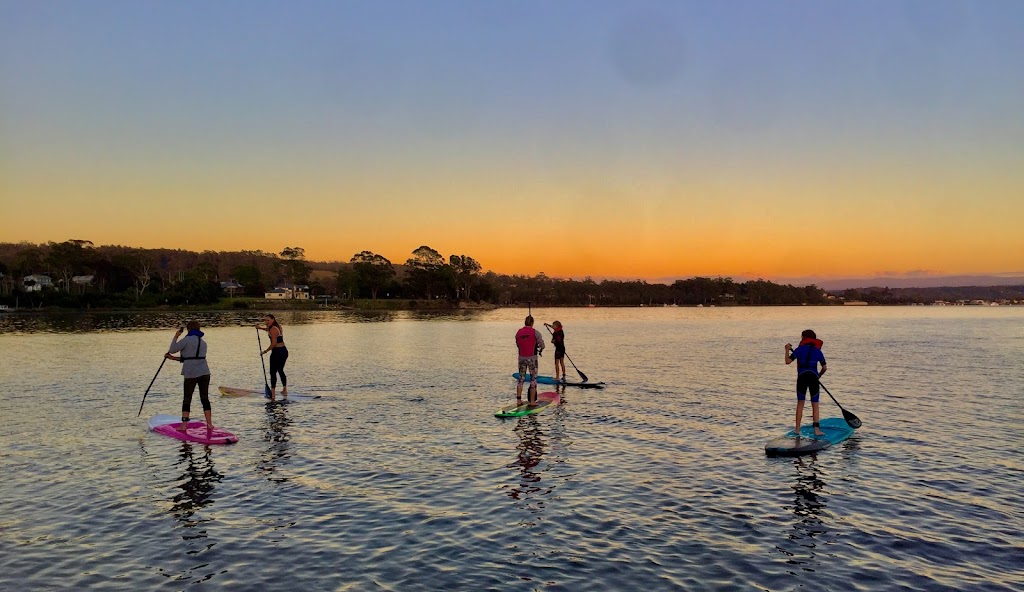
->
xmin=2 ymin=1 xmax=1022 ymax=283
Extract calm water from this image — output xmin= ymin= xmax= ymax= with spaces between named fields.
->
xmin=1 ymin=307 xmax=1022 ymax=591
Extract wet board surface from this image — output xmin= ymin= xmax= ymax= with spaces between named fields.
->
xmin=218 ymin=386 xmax=322 ymax=400
xmin=495 ymin=391 xmax=560 ymax=418
xmin=512 ymin=373 xmax=605 ymax=389
xmin=764 ymin=417 xmax=854 ymax=457
xmin=148 ymin=414 xmax=238 ymax=445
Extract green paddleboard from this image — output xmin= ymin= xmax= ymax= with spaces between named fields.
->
xmin=495 ymin=391 xmax=560 ymax=418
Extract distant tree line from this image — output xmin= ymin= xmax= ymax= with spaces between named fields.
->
xmin=0 ymin=240 xmax=836 ymax=308
xmin=839 ymin=285 xmax=1024 ymax=304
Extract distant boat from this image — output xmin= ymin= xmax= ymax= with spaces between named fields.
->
xmin=0 ymin=305 xmax=10 ymax=313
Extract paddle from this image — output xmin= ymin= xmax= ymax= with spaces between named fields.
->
xmin=543 ymin=323 xmax=589 ymax=383
xmin=256 ymin=327 xmax=271 ymax=396
xmin=137 ymin=357 xmax=168 ymax=417
xmin=819 ymin=381 xmax=861 ymax=429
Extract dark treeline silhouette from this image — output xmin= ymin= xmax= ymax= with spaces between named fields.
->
xmin=486 ymin=274 xmax=831 ymax=307
xmin=0 ymin=240 xmax=834 ymax=308
xmin=840 ymin=285 xmax=1024 ymax=304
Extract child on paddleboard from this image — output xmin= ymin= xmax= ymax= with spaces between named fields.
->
xmin=516 ymin=316 xmax=545 ymax=406
xmin=165 ymin=320 xmax=214 ymax=432
xmin=544 ymin=321 xmax=566 ymax=383
xmin=785 ymin=329 xmax=827 ymax=436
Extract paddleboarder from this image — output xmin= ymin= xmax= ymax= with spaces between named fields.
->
xmin=257 ymin=314 xmax=289 ymax=399
xmin=515 ymin=316 xmax=545 ymax=406
xmin=544 ymin=321 xmax=567 ymax=383
xmin=785 ymin=329 xmax=827 ymax=437
xmin=165 ymin=321 xmax=214 ymax=433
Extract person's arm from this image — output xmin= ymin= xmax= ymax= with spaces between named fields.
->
xmin=262 ymin=327 xmax=278 ymax=354
xmin=818 ymin=352 xmax=827 ymax=376
xmin=166 ymin=328 xmax=185 ymax=360
xmin=535 ymin=329 xmax=545 ymax=353
xmin=784 ymin=343 xmax=793 ymax=364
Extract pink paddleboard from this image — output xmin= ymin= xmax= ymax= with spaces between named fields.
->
xmin=148 ymin=414 xmax=238 ymax=445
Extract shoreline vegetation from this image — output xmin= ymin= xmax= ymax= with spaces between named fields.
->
xmin=2 ymin=240 xmax=1023 ymax=312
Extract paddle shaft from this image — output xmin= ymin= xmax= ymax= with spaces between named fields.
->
xmin=257 ymin=328 xmax=271 ymax=396
xmin=819 ymin=380 xmax=861 ymax=428
xmin=137 ymin=357 xmax=168 ymax=417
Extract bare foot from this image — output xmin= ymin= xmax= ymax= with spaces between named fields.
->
xmin=815 ymin=429 xmax=825 ymax=436
xmin=177 ymin=423 xmax=189 ymax=432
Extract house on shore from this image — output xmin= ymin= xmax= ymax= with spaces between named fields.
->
xmin=23 ymin=274 xmax=54 ymax=292
xmin=220 ymin=280 xmax=244 ymax=297
xmin=265 ymin=285 xmax=310 ymax=300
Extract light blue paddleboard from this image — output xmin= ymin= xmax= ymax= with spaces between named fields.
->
xmin=764 ymin=417 xmax=854 ymax=457
xmin=512 ymin=373 xmax=605 ymax=389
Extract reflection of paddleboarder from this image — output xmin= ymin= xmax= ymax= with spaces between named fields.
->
xmin=507 ymin=417 xmax=546 ymax=501
xmin=172 ymin=442 xmax=222 ymax=539
xmin=259 ymin=400 xmax=292 ymax=483
xmin=165 ymin=321 xmax=214 ymax=433
xmin=515 ymin=316 xmax=545 ymax=407
xmin=785 ymin=329 xmax=827 ymax=437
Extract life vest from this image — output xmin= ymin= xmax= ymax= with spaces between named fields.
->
xmin=516 ymin=326 xmax=538 ymax=357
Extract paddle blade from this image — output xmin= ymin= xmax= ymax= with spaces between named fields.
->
xmin=843 ymin=409 xmax=862 ymax=429
xmin=577 ymin=369 xmax=588 ymax=382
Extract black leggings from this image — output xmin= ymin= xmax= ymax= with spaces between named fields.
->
xmin=183 ymin=374 xmax=212 ymax=412
xmin=269 ymin=347 xmax=288 ymax=389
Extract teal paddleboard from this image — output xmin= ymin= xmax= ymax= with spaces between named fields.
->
xmin=495 ymin=391 xmax=560 ymax=418
xmin=512 ymin=373 xmax=605 ymax=389
xmin=764 ymin=417 xmax=855 ymax=457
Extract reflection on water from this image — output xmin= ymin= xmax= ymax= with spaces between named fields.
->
xmin=507 ymin=417 xmax=548 ymax=506
xmin=259 ymin=401 xmax=292 ymax=483
xmin=3 ymin=307 xmax=1022 ymax=590
xmin=777 ymin=456 xmax=828 ymax=573
xmin=171 ymin=443 xmax=223 ymax=542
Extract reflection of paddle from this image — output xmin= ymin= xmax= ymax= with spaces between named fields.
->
xmin=543 ymin=323 xmax=589 ymax=382
xmin=256 ymin=328 xmax=271 ymax=397
xmin=819 ymin=381 xmax=861 ymax=429
xmin=137 ymin=357 xmax=168 ymax=417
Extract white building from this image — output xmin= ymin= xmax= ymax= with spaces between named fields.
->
xmin=23 ymin=274 xmax=54 ymax=292
xmin=264 ymin=285 xmax=311 ymax=300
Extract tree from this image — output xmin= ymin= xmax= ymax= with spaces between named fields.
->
xmin=350 ymin=251 xmax=395 ymax=299
xmin=128 ymin=250 xmax=157 ymax=301
xmin=13 ymin=246 xmax=44 ymax=278
xmin=404 ymin=245 xmax=451 ymax=300
xmin=449 ymin=254 xmax=482 ymax=300
xmin=232 ymin=264 xmax=264 ymax=296
xmin=335 ymin=264 xmax=358 ymax=300
xmin=280 ymin=246 xmax=310 ymax=291
xmin=47 ymin=239 xmax=95 ymax=292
